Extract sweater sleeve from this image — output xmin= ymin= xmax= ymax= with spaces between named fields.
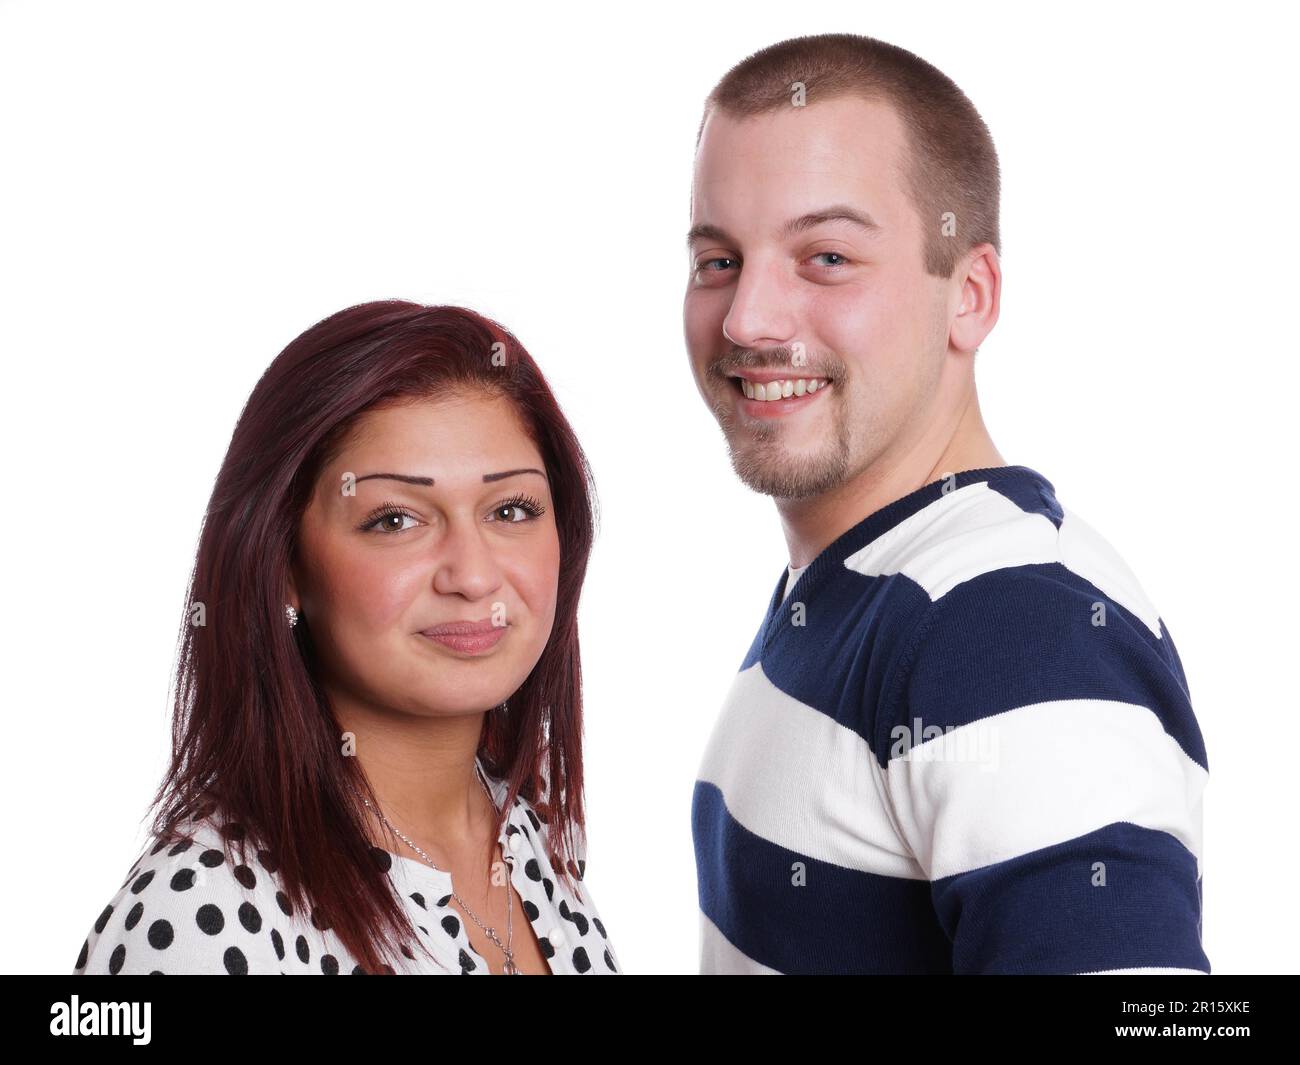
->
xmin=74 ymin=835 xmax=288 ymax=975
xmin=878 ymin=568 xmax=1210 ymax=975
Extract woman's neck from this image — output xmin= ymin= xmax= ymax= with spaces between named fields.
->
xmin=330 ymin=691 xmax=497 ymax=863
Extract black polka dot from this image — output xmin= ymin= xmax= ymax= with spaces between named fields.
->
xmin=257 ymin=849 xmax=279 ymax=873
xmin=150 ymin=838 xmax=169 ymax=856
xmin=149 ymin=969 xmax=164 ymax=975
xmin=400 ymin=944 xmax=415 ymax=960
xmin=124 ymin=902 xmax=144 ymax=931
xmin=233 ymin=864 xmax=256 ymax=890
xmin=369 ymin=847 xmax=392 ymax=872
xmin=169 ymin=868 xmax=196 ymax=892
xmin=199 ymin=848 xmax=225 ymax=868
xmin=109 ymin=943 xmax=126 ymax=974
xmin=147 ymin=919 xmax=174 ymax=950
xmin=571 ymin=911 xmax=589 ymax=936
xmin=593 ymin=917 xmax=607 ymax=939
xmin=351 ymin=964 xmax=366 ymax=975
xmin=295 ymin=934 xmax=310 ymax=963
xmin=537 ymin=937 xmax=555 ymax=959
xmin=75 ymin=939 xmax=88 ymax=970
xmin=321 ymin=954 xmax=339 ymax=975
xmin=458 ymin=948 xmax=476 ymax=973
xmin=572 ymin=947 xmax=591 ymax=973
xmin=93 ymin=905 xmax=114 ymax=934
xmin=543 ymin=877 xmax=554 ymax=900
xmin=604 ymin=949 xmax=616 ymax=971
xmin=271 ymin=928 xmax=285 ymax=960
xmin=167 ymin=840 xmax=193 ymax=857
xmin=130 ymin=870 xmax=156 ymax=895
xmin=523 ymin=900 xmax=539 ymax=921
xmin=310 ymin=907 xmax=331 ymax=931
xmin=223 ymin=946 xmax=248 ymax=975
xmin=196 ymin=903 xmax=224 ymax=935
xmin=441 ymin=914 xmax=460 ymax=938
xmin=276 ymin=890 xmax=293 ymax=917
xmin=238 ymin=901 xmax=262 ymax=933
xmin=409 ymin=891 xmax=426 ymax=910
xmin=524 ymin=859 xmax=542 ymax=881
xmin=435 ymin=894 xmax=452 ymax=908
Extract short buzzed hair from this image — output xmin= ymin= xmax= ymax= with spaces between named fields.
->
xmin=697 ymin=33 xmax=1000 ymax=280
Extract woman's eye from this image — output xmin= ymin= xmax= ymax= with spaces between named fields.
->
xmin=364 ymin=510 xmax=419 ymax=534
xmin=490 ymin=496 xmax=546 ymax=523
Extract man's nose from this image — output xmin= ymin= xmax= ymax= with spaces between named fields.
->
xmin=722 ymin=258 xmax=798 ymax=350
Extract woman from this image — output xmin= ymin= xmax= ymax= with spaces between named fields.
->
xmin=74 ymin=301 xmax=619 ymax=975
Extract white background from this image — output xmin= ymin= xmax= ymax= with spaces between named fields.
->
xmin=2 ymin=0 xmax=1296 ymax=975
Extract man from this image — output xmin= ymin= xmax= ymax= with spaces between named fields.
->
xmin=684 ymin=33 xmax=1209 ymax=974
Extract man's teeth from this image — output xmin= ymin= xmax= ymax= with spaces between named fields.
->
xmin=739 ymin=377 xmax=829 ymax=401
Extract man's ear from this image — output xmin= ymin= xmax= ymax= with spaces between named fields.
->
xmin=949 ymin=242 xmax=1001 ymax=356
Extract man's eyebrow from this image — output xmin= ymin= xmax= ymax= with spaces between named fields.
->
xmin=782 ymin=204 xmax=881 ymax=238
xmin=686 ymin=204 xmax=882 ymax=249
xmin=352 ymin=468 xmax=548 ymax=486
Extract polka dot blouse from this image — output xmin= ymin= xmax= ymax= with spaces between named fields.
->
xmin=73 ymin=760 xmax=621 ymax=975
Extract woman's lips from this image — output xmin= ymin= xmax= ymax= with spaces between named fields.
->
xmin=419 ymin=621 xmax=508 ymax=656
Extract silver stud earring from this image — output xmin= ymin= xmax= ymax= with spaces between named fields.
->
xmin=285 ymin=604 xmax=299 ymax=628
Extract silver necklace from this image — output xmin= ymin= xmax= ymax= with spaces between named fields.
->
xmin=357 ymin=763 xmax=520 ymax=975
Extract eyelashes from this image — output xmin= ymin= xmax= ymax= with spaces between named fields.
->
xmin=358 ymin=494 xmax=547 ymax=534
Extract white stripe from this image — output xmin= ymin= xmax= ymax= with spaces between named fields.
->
xmin=697 ymin=663 xmax=923 ymax=878
xmin=841 ymin=480 xmax=1163 ymax=637
xmin=1080 ymin=967 xmax=1208 ymax=975
xmin=699 ymin=910 xmax=781 ymax=974
xmin=1058 ymin=505 xmax=1163 ymax=637
xmin=884 ymin=698 xmax=1207 ymax=880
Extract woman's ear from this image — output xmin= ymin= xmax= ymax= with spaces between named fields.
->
xmin=285 ymin=564 xmax=301 ymax=613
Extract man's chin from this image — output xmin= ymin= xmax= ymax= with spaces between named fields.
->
xmin=729 ymin=449 xmax=849 ymax=500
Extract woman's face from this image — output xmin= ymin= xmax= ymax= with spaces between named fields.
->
xmin=290 ymin=391 xmax=561 ymax=718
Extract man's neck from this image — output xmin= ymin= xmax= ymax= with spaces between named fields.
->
xmin=776 ymin=386 xmax=1005 ymax=568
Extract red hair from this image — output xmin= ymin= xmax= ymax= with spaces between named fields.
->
xmin=147 ymin=300 xmax=598 ymax=972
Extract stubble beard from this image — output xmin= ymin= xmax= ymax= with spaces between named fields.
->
xmin=709 ymin=387 xmax=854 ymax=500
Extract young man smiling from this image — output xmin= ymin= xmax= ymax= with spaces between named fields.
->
xmin=685 ymin=34 xmax=1210 ymax=975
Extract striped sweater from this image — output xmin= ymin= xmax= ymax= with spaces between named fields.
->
xmin=691 ymin=465 xmax=1210 ymax=974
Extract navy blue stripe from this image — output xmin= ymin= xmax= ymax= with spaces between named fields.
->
xmin=756 ymin=466 xmax=1059 ymax=653
xmin=889 ymin=563 xmax=1207 ymax=769
xmin=692 ymin=781 xmax=953 ymax=973
xmin=931 ymin=821 xmax=1209 ymax=974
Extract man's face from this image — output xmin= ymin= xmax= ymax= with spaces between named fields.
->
xmin=684 ymin=95 xmax=951 ymax=499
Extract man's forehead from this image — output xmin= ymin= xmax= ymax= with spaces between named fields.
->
xmin=690 ymin=96 xmax=908 ymax=230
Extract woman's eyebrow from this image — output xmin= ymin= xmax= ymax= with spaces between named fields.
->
xmin=353 ymin=468 xmax=547 ymax=486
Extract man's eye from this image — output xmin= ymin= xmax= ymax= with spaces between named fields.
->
xmin=697 ymin=257 xmax=739 ymax=273
xmin=809 ymin=252 xmax=850 ymax=267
